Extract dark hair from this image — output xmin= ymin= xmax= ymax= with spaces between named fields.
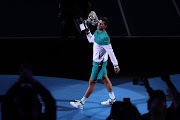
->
xmin=19 ymin=60 xmax=33 ymax=72
xmin=100 ymin=17 xmax=109 ymax=25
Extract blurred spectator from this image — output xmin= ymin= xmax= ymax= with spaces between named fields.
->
xmin=1 ymin=61 xmax=56 ymax=120
xmin=141 ymin=78 xmax=167 ymax=120
xmin=106 ymin=101 xmax=141 ymax=120
xmin=161 ymin=75 xmax=180 ymax=120
xmin=0 ymin=95 xmax=5 ymax=103
xmin=161 ymin=75 xmax=178 ymax=94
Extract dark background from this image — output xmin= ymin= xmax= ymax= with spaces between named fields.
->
xmin=0 ymin=0 xmax=180 ymax=80
xmin=0 ymin=0 xmax=179 ymax=37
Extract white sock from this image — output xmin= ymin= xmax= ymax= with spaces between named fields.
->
xmin=81 ymin=96 xmax=87 ymax=104
xmin=109 ymin=92 xmax=115 ymax=99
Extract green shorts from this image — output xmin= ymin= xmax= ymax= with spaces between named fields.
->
xmin=90 ymin=61 xmax=107 ymax=80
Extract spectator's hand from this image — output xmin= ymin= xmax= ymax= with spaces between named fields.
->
xmin=114 ymin=67 xmax=120 ymax=74
xmin=144 ymin=78 xmax=150 ymax=88
xmin=161 ymin=75 xmax=170 ymax=82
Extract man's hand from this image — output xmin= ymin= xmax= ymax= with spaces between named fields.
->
xmin=144 ymin=78 xmax=150 ymax=88
xmin=114 ymin=67 xmax=120 ymax=74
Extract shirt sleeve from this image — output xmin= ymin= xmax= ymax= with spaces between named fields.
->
xmin=102 ymin=44 xmax=119 ymax=68
xmin=86 ymin=30 xmax=94 ymax=43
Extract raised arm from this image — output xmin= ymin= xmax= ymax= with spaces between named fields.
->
xmin=32 ymin=80 xmax=56 ymax=120
xmin=144 ymin=78 xmax=155 ymax=97
xmin=86 ymin=30 xmax=94 ymax=43
xmin=161 ymin=75 xmax=178 ymax=93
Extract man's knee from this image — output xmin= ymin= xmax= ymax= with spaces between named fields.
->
xmin=101 ymin=76 xmax=107 ymax=83
xmin=89 ymin=78 xmax=96 ymax=85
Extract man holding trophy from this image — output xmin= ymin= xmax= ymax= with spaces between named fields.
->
xmin=70 ymin=12 xmax=120 ymax=109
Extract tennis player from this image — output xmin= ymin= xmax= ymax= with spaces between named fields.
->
xmin=70 ymin=17 xmax=120 ymax=109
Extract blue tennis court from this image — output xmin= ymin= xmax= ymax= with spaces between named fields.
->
xmin=0 ymin=74 xmax=179 ymax=120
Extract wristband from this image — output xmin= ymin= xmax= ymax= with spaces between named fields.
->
xmin=114 ymin=65 xmax=119 ymax=68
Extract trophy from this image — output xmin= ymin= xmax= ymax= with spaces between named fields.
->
xmin=86 ymin=11 xmax=99 ymax=26
xmin=75 ymin=11 xmax=99 ymax=34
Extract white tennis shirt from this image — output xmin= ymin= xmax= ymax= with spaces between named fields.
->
xmin=86 ymin=30 xmax=119 ymax=68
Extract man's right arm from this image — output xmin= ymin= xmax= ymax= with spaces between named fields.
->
xmin=144 ymin=78 xmax=155 ymax=97
xmin=86 ymin=30 xmax=94 ymax=43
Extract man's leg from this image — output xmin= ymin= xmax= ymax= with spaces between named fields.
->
xmin=79 ymin=78 xmax=96 ymax=105
xmin=102 ymin=75 xmax=113 ymax=92
xmin=101 ymin=75 xmax=116 ymax=105
xmin=84 ymin=78 xmax=96 ymax=98
xmin=70 ymin=61 xmax=100 ymax=109
xmin=70 ymin=78 xmax=96 ymax=109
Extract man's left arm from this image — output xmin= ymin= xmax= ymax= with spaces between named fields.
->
xmin=103 ymin=44 xmax=120 ymax=73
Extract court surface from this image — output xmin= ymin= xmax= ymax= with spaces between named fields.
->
xmin=0 ymin=74 xmax=180 ymax=120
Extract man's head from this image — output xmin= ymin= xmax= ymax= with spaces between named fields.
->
xmin=19 ymin=60 xmax=33 ymax=81
xmin=19 ymin=60 xmax=32 ymax=73
xmin=97 ymin=17 xmax=109 ymax=31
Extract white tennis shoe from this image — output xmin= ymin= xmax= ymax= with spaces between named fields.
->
xmin=101 ymin=98 xmax=117 ymax=105
xmin=70 ymin=100 xmax=84 ymax=109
